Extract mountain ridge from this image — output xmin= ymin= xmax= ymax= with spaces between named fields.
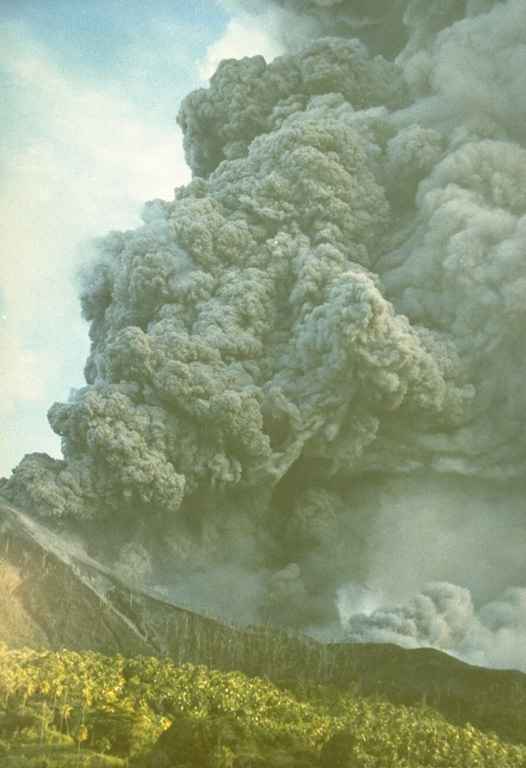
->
xmin=1 ymin=501 xmax=526 ymax=747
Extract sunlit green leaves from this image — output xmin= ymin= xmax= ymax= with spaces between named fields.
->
xmin=0 ymin=646 xmax=525 ymax=767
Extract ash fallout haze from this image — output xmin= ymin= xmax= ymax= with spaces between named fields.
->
xmin=2 ymin=0 xmax=526 ymax=673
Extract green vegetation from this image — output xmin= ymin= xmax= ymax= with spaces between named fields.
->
xmin=0 ymin=645 xmax=525 ymax=768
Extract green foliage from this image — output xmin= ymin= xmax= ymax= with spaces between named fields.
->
xmin=0 ymin=644 xmax=525 ymax=768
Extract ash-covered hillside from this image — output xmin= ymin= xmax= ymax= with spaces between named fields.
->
xmin=2 ymin=500 xmax=526 ymax=750
xmin=1 ymin=0 xmax=526 ymax=670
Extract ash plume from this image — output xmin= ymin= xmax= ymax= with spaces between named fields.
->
xmin=2 ymin=0 xmax=526 ymax=666
xmin=220 ymin=0 xmax=409 ymax=58
xmin=343 ymin=582 xmax=526 ymax=672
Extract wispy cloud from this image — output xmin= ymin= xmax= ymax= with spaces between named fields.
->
xmin=0 ymin=18 xmax=191 ymax=475
xmin=199 ymin=14 xmax=283 ymax=79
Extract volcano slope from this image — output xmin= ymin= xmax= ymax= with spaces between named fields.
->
xmin=1 ymin=501 xmax=525 ymax=748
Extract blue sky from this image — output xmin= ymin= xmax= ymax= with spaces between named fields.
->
xmin=0 ymin=0 xmax=282 ymax=477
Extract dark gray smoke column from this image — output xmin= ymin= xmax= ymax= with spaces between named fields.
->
xmin=2 ymin=0 xmax=526 ymax=660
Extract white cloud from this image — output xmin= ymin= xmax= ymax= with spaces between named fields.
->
xmin=199 ymin=15 xmax=284 ymax=79
xmin=0 ymin=333 xmax=47 ymax=411
xmin=0 ymin=19 xmax=192 ymax=476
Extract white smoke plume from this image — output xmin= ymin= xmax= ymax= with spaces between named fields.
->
xmin=1 ymin=0 xmax=526 ymax=666
xmin=343 ymin=582 xmax=526 ymax=672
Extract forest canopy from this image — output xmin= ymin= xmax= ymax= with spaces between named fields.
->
xmin=0 ymin=646 xmax=525 ymax=767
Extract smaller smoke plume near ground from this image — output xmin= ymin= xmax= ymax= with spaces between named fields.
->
xmin=2 ymin=0 xmax=526 ymax=670
xmin=342 ymin=582 xmax=526 ymax=672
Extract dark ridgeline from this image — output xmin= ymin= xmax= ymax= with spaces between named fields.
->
xmin=1 ymin=502 xmax=525 ymax=748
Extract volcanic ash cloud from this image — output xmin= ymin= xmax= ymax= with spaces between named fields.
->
xmin=343 ymin=582 xmax=526 ymax=672
xmin=2 ymin=1 xmax=526 ymax=656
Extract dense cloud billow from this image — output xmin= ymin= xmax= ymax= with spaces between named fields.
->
xmin=2 ymin=0 xmax=526 ymax=668
xmin=343 ymin=582 xmax=526 ymax=672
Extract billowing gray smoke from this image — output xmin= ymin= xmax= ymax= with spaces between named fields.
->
xmin=343 ymin=582 xmax=526 ymax=672
xmin=2 ymin=0 xmax=526 ymax=668
xmin=220 ymin=0 xmax=409 ymax=58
